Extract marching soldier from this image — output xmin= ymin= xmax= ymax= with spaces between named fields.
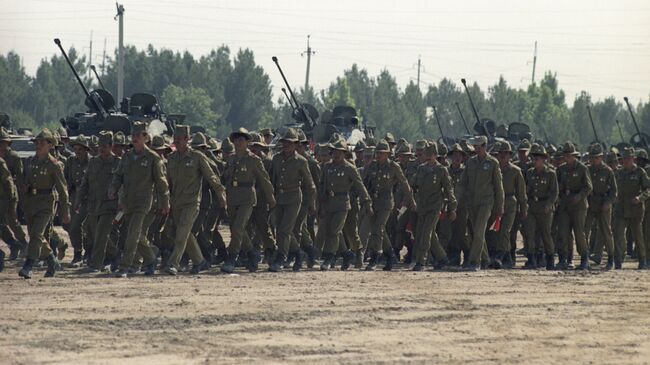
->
xmin=259 ymin=128 xmax=274 ymax=146
xmin=164 ymin=126 xmax=226 ymax=275
xmin=248 ymin=133 xmax=276 ymax=263
xmin=221 ymin=128 xmax=275 ymax=273
xmin=393 ymin=143 xmax=419 ymax=263
xmin=18 ymin=129 xmax=71 ymax=279
xmin=584 ymin=144 xmax=617 ymax=270
xmin=410 ymin=143 xmax=457 ymax=271
xmin=0 ymin=127 xmax=28 ymax=259
xmin=65 ymin=135 xmax=91 ymax=266
xmin=0 ymin=156 xmax=17 ymax=271
xmin=294 ymin=129 xmax=321 ymax=267
xmin=524 ymin=144 xmax=558 ymax=270
xmin=447 ymin=143 xmax=470 ymax=266
xmin=557 ymin=142 xmax=593 ymax=270
xmin=612 ymin=148 xmax=650 ymax=269
xmin=458 ymin=136 xmax=504 ymax=271
xmin=76 ymin=132 xmax=120 ymax=273
xmin=361 ymin=139 xmax=415 ymax=271
xmin=109 ymin=122 xmax=170 ymax=278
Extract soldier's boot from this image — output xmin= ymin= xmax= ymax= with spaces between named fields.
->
xmin=567 ymin=255 xmax=575 ymax=270
xmin=510 ymin=248 xmax=517 ymax=263
xmin=263 ymin=247 xmax=275 ymax=264
xmin=536 ymin=252 xmax=546 ymax=269
xmin=403 ymin=248 xmax=413 ymax=265
xmin=246 ymin=250 xmax=261 ymax=273
xmin=577 ymin=255 xmax=590 ymax=271
xmin=180 ymin=254 xmax=190 ymax=272
xmin=365 ymin=252 xmax=379 ymax=271
xmin=284 ymin=251 xmax=295 ymax=269
xmin=44 ymin=255 xmax=59 ymax=278
xmin=70 ymin=251 xmax=83 ymax=268
xmin=489 ymin=253 xmax=503 ymax=270
xmin=9 ymin=244 xmax=20 ymax=261
xmin=502 ymin=253 xmax=514 ymax=269
xmin=604 ymin=257 xmax=614 ymax=271
xmin=637 ymin=259 xmax=647 ymax=270
xmin=56 ymin=242 xmax=68 ymax=261
xmin=556 ymin=254 xmax=567 ymax=270
xmin=18 ymin=258 xmax=34 ymax=279
xmin=434 ymin=256 xmax=449 ymax=271
xmin=0 ymin=250 xmax=5 ymax=272
xmin=143 ymin=262 xmax=157 ymax=276
xmin=292 ymin=250 xmax=304 ymax=272
xmin=269 ymin=253 xmax=286 ymax=273
xmin=340 ymin=250 xmax=355 ymax=271
xmin=320 ymin=253 xmax=334 ymax=271
xmin=523 ymin=254 xmax=537 ymax=270
xmin=589 ymin=254 xmax=602 ymax=265
xmin=220 ymin=253 xmax=236 ymax=274
xmin=213 ymin=249 xmax=228 ymax=266
xmin=448 ymin=250 xmax=461 ymax=267
xmin=190 ymin=259 xmax=210 ymax=275
xmin=353 ymin=250 xmax=363 ymax=269
xmin=545 ymin=254 xmax=555 ymax=271
xmin=164 ymin=266 xmax=178 ymax=276
xmin=412 ymin=262 xmax=424 ymax=271
xmin=382 ymin=251 xmax=396 ymax=271
xmin=627 ymin=240 xmax=634 ymax=258
xmin=305 ymin=245 xmax=318 ymax=269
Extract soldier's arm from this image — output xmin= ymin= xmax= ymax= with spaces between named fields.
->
xmin=546 ymin=170 xmax=559 ymax=211
xmin=63 ymin=159 xmax=73 ymax=191
xmin=515 ymin=169 xmax=528 ymax=215
xmin=578 ymin=165 xmax=593 ymax=201
xmin=252 ymin=157 xmax=275 ymax=205
xmin=153 ymin=157 xmax=170 ymax=210
xmin=393 ymin=162 xmax=415 ymax=207
xmin=442 ymin=168 xmax=457 ymax=212
xmin=198 ymin=153 xmax=225 ymax=197
xmin=51 ymin=160 xmax=71 ymax=218
xmin=0 ymin=160 xmax=16 ymax=201
xmin=299 ymin=159 xmax=316 ymax=210
xmin=76 ymin=164 xmax=90 ymax=209
xmin=606 ymin=168 xmax=617 ymax=205
xmin=457 ymin=165 xmax=468 ymax=202
xmin=110 ymin=158 xmax=124 ymax=196
xmin=350 ymin=165 xmax=371 ymax=205
xmin=639 ymin=169 xmax=650 ymax=202
xmin=492 ymin=160 xmax=505 ymax=215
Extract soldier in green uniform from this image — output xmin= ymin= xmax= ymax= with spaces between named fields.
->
xmin=510 ymin=139 xmax=532 ymax=262
xmin=393 ymin=143 xmax=419 ymax=263
xmin=294 ymin=129 xmax=321 ymax=268
xmin=458 ymin=136 xmax=504 ymax=271
xmin=584 ymin=144 xmax=617 ymax=270
xmin=557 ymin=142 xmax=593 ymax=270
xmin=268 ymin=128 xmax=315 ymax=272
xmin=318 ymin=138 xmax=371 ymax=271
xmin=164 ymin=126 xmax=226 ymax=275
xmin=18 ymin=129 xmax=71 ymax=279
xmin=494 ymin=141 xmax=527 ymax=269
xmin=75 ymin=132 xmax=120 ymax=272
xmin=0 ymin=156 xmax=17 ymax=271
xmin=56 ymin=127 xmax=73 ymax=158
xmin=112 ymin=132 xmax=127 ymax=157
xmin=0 ymin=127 xmax=28 ymax=259
xmin=248 ymin=133 xmax=276 ymax=263
xmin=638 ymin=150 xmax=650 ymax=267
xmin=613 ymin=147 xmax=650 ymax=269
xmin=221 ymin=128 xmax=275 ymax=273
xmin=447 ymin=143 xmax=470 ymax=266
xmin=65 ymin=135 xmax=91 ymax=266
xmin=259 ymin=128 xmax=274 ymax=146
xmin=361 ymin=140 xmax=415 ymax=271
xmin=524 ymin=144 xmax=558 ymax=270
xmin=410 ymin=143 xmax=457 ymax=271
xmin=109 ymin=122 xmax=170 ymax=278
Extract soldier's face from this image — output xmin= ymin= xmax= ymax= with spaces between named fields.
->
xmin=281 ymin=140 xmax=297 ymax=154
xmin=98 ymin=145 xmax=112 ymax=157
xmin=497 ymin=152 xmax=510 ymax=165
xmin=233 ymin=136 xmax=248 ymax=152
xmin=376 ymin=152 xmax=389 ymax=163
xmin=451 ymin=152 xmax=464 ymax=165
xmin=416 ymin=150 xmax=426 ymax=163
xmin=623 ymin=157 xmax=635 ymax=169
xmin=397 ymin=154 xmax=409 ymax=165
xmin=263 ymin=135 xmax=273 ymax=145
xmin=132 ymin=133 xmax=146 ymax=149
xmin=518 ymin=150 xmax=528 ymax=161
xmin=174 ymin=135 xmax=189 ymax=150
xmin=590 ymin=156 xmax=602 ymax=167
xmin=73 ymin=145 xmax=88 ymax=158
xmin=534 ymin=156 xmax=545 ymax=169
xmin=35 ymin=139 xmax=51 ymax=155
xmin=0 ymin=141 xmax=8 ymax=153
xmin=564 ymin=154 xmax=577 ymax=165
xmin=112 ymin=145 xmax=124 ymax=156
xmin=332 ymin=149 xmax=345 ymax=163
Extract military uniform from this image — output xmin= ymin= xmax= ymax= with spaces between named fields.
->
xmin=447 ymin=143 xmax=469 ymax=265
xmin=0 ymin=157 xmax=17 ymax=270
xmin=110 ymin=122 xmax=170 ymax=277
xmin=584 ymin=144 xmax=617 ymax=269
xmin=76 ymin=132 xmax=120 ymax=271
xmin=165 ymin=127 xmax=225 ymax=274
xmin=65 ymin=135 xmax=90 ymax=265
xmin=248 ymin=133 xmax=276 ymax=260
xmin=221 ymin=128 xmax=275 ymax=273
xmin=318 ymin=138 xmax=371 ymax=270
xmin=524 ymin=144 xmax=558 ymax=269
xmin=0 ymin=128 xmax=27 ymax=258
xmin=612 ymin=148 xmax=650 ymax=269
xmin=361 ymin=140 xmax=414 ymax=270
xmin=393 ymin=144 xmax=419 ymax=262
xmin=19 ymin=129 xmax=70 ymax=278
xmin=557 ymin=142 xmax=593 ymax=270
xmin=410 ymin=143 xmax=457 ymax=270
xmin=458 ymin=136 xmax=504 ymax=270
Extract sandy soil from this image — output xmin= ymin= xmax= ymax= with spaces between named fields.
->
xmin=1 ymin=227 xmax=649 ymax=365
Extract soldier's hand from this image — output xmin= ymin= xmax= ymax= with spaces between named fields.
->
xmin=447 ymin=210 xmax=457 ymax=222
xmin=268 ymin=198 xmax=277 ymax=209
xmin=520 ymin=211 xmax=528 ymax=220
xmin=308 ymin=205 xmax=317 ymax=216
xmin=62 ymin=212 xmax=71 ymax=225
xmin=568 ymin=196 xmax=578 ymax=205
xmin=364 ymin=203 xmax=374 ymax=217
xmin=218 ymin=193 xmax=226 ymax=208
xmin=602 ymin=202 xmax=611 ymax=212
xmin=543 ymin=205 xmax=552 ymax=214
xmin=409 ymin=200 xmax=417 ymax=211
xmin=107 ymin=189 xmax=116 ymax=200
xmin=160 ymin=206 xmax=170 ymax=215
xmin=631 ymin=196 xmax=641 ymax=205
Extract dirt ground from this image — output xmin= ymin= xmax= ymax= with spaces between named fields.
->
xmin=1 ymin=227 xmax=650 ymax=365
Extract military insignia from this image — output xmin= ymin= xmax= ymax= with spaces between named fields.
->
xmin=186 ymin=160 xmax=193 ymax=167
xmin=572 ymin=172 xmax=578 ymax=177
xmin=233 ymin=181 xmax=238 ymax=187
xmin=141 ymin=160 xmax=149 ymax=167
xmin=483 ymin=163 xmax=490 ymax=170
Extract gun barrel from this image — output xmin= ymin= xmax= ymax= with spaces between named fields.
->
xmin=455 ymin=102 xmax=471 ymax=134
xmin=90 ymin=65 xmax=106 ymax=90
xmin=460 ymin=78 xmax=482 ymax=128
xmin=54 ymin=38 xmax=91 ymax=99
xmin=586 ymin=105 xmax=600 ymax=143
xmin=281 ymin=88 xmax=296 ymax=111
xmin=432 ymin=105 xmax=447 ymax=146
xmin=623 ymin=96 xmax=649 ymax=149
xmin=615 ymin=119 xmax=625 ymax=143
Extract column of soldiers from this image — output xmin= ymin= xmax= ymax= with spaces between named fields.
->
xmin=1 ymin=124 xmax=650 ymax=278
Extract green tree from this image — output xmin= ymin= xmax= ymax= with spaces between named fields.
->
xmin=161 ymin=84 xmax=219 ymax=133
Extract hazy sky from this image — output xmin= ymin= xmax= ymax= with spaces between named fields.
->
xmin=2 ymin=0 xmax=649 ymax=104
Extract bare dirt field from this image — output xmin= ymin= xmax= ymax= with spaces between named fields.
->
xmin=1 ymin=227 xmax=650 ymax=365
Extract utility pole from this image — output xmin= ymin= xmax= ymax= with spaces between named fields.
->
xmin=115 ymin=3 xmax=125 ymax=102
xmin=417 ymin=55 xmax=421 ymax=89
xmin=101 ymin=37 xmax=106 ymax=77
xmin=531 ymin=41 xmax=537 ymax=84
xmin=301 ymin=35 xmax=315 ymax=92
xmin=88 ymin=30 xmax=93 ymax=81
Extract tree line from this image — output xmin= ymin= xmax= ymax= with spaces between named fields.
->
xmin=0 ymin=44 xmax=648 ymax=147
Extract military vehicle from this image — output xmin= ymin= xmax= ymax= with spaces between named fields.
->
xmin=55 ymin=38 xmax=180 ymax=137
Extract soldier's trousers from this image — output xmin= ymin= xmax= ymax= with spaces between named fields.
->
xmin=585 ymin=208 xmax=614 ymax=258
xmin=168 ymin=206 xmax=204 ymax=269
xmin=25 ymin=208 xmax=55 ymax=261
xmin=290 ymin=203 xmax=311 ymax=252
xmin=449 ymin=206 xmax=469 ymax=257
xmin=613 ymin=216 xmax=645 ymax=263
xmin=1 ymin=200 xmax=26 ymax=243
xmin=251 ymin=205 xmax=275 ymax=251
xmin=414 ymin=210 xmax=445 ymax=264
xmin=275 ymin=202 xmax=301 ymax=257
xmin=342 ymin=202 xmax=362 ymax=252
xmin=69 ymin=194 xmax=87 ymax=252
xmin=89 ymin=213 xmax=117 ymax=269
xmin=524 ymin=212 xmax=554 ymax=255
xmin=227 ymin=204 xmax=254 ymax=256
xmin=644 ymin=208 xmax=650 ymax=261
xmin=498 ymin=201 xmax=517 ymax=254
xmin=119 ymin=211 xmax=156 ymax=270
xmin=366 ymin=208 xmax=393 ymax=254
xmin=320 ymin=210 xmax=348 ymax=255
xmin=558 ymin=209 xmax=588 ymax=257
xmin=467 ymin=204 xmax=492 ymax=265
xmin=395 ymin=209 xmax=416 ymax=253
